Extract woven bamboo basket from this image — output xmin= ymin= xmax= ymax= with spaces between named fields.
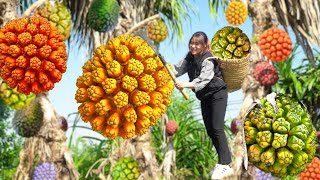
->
xmin=216 ymin=54 xmax=250 ymax=92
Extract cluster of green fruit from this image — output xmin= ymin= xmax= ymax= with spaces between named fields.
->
xmin=244 ymin=93 xmax=317 ymax=177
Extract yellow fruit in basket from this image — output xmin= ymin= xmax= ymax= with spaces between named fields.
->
xmin=225 ymin=1 xmax=248 ymax=26
xmin=211 ymin=26 xmax=251 ymax=59
xmin=75 ymin=34 xmax=174 ymax=139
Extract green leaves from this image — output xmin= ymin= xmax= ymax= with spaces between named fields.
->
xmin=151 ymin=91 xmax=219 ymax=179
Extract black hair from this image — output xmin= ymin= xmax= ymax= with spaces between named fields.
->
xmin=188 ymin=31 xmax=209 ymax=46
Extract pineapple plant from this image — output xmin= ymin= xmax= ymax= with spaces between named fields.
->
xmin=211 ymin=26 xmax=251 ymax=59
xmin=87 ymin=0 xmax=120 ymax=32
xmin=244 ymin=93 xmax=317 ymax=177
xmin=299 ymin=157 xmax=320 ymax=180
xmin=32 ymin=162 xmax=56 ymax=180
xmin=75 ymin=34 xmax=174 ymax=139
xmin=111 ymin=157 xmax=140 ymax=180
xmin=0 ymin=16 xmax=67 ymax=95
xmin=253 ymin=61 xmax=279 ymax=86
xmin=225 ymin=1 xmax=248 ymax=26
xmin=165 ymin=120 xmax=178 ymax=135
xmin=147 ymin=19 xmax=168 ymax=43
xmin=35 ymin=0 xmax=72 ymax=40
xmin=258 ymin=27 xmax=293 ymax=62
xmin=0 ymin=80 xmax=35 ymax=109
xmin=12 ymin=98 xmax=44 ymax=137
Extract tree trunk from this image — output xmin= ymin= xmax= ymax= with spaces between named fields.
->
xmin=0 ymin=0 xmax=18 ymax=26
xmin=14 ymin=94 xmax=79 ymax=180
xmin=83 ymin=0 xmax=163 ymax=179
xmin=225 ymin=0 xmax=275 ymax=179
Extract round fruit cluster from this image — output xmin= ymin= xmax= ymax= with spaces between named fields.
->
xmin=75 ymin=34 xmax=174 ymax=139
xmin=147 ymin=19 xmax=168 ymax=43
xmin=299 ymin=157 xmax=320 ymax=180
xmin=0 ymin=16 xmax=67 ymax=95
xmin=253 ymin=61 xmax=279 ymax=86
xmin=211 ymin=26 xmax=251 ymax=59
xmin=35 ymin=0 xmax=72 ymax=40
xmin=258 ymin=27 xmax=292 ymax=62
xmin=245 ymin=93 xmax=316 ymax=177
xmin=225 ymin=1 xmax=248 ymax=26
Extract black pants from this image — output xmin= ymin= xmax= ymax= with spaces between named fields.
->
xmin=200 ymin=88 xmax=231 ymax=165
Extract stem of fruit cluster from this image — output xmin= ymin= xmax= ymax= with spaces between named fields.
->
xmin=127 ymin=14 xmax=161 ymax=35
xmin=22 ymin=0 xmax=47 ymax=17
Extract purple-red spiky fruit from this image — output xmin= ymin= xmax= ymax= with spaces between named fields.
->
xmin=231 ymin=119 xmax=241 ymax=135
xmin=166 ymin=120 xmax=177 ymax=136
xmin=254 ymin=61 xmax=279 ymax=86
xmin=58 ymin=116 xmax=68 ymax=131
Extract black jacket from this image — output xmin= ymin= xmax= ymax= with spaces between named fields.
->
xmin=185 ymin=51 xmax=226 ymax=100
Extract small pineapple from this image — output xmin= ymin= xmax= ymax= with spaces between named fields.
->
xmin=165 ymin=120 xmax=178 ymax=135
xmin=12 ymin=98 xmax=44 ymax=137
xmin=255 ymin=167 xmax=274 ymax=180
xmin=147 ymin=19 xmax=168 ymax=43
xmin=225 ymin=1 xmax=248 ymax=26
xmin=87 ymin=0 xmax=120 ymax=32
xmin=0 ymin=81 xmax=35 ymax=109
xmin=244 ymin=93 xmax=317 ymax=177
xmin=253 ymin=62 xmax=279 ymax=86
xmin=112 ymin=157 xmax=140 ymax=180
xmin=32 ymin=162 xmax=56 ymax=180
xmin=35 ymin=0 xmax=72 ymax=40
xmin=211 ymin=26 xmax=251 ymax=59
xmin=258 ymin=27 xmax=292 ymax=62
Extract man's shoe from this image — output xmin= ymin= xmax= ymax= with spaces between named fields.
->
xmin=210 ymin=164 xmax=233 ymax=180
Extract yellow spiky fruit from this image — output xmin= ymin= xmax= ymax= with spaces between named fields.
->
xmin=225 ymin=1 xmax=248 ymax=26
xmin=147 ymin=19 xmax=168 ymax=43
xmin=75 ymin=34 xmax=174 ymax=139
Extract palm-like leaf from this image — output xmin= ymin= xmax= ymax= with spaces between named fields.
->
xmin=154 ymin=0 xmax=197 ymax=42
xmin=208 ymin=0 xmax=228 ymax=18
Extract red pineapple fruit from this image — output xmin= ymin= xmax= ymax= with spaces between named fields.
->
xmin=258 ymin=27 xmax=292 ymax=62
xmin=166 ymin=120 xmax=178 ymax=136
xmin=253 ymin=61 xmax=279 ymax=86
xmin=231 ymin=119 xmax=241 ymax=135
xmin=0 ymin=16 xmax=67 ymax=95
xmin=59 ymin=116 xmax=68 ymax=131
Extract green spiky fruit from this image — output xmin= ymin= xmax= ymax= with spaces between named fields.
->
xmin=147 ymin=19 xmax=168 ymax=43
xmin=0 ymin=81 xmax=35 ymax=109
xmin=211 ymin=26 xmax=251 ymax=59
xmin=244 ymin=93 xmax=316 ymax=177
xmin=87 ymin=0 xmax=120 ymax=32
xmin=112 ymin=157 xmax=140 ymax=180
xmin=12 ymin=98 xmax=44 ymax=137
xmin=35 ymin=0 xmax=72 ymax=40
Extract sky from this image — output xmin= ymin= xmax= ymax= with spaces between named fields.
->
xmin=47 ymin=0 xmax=319 ymax=140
